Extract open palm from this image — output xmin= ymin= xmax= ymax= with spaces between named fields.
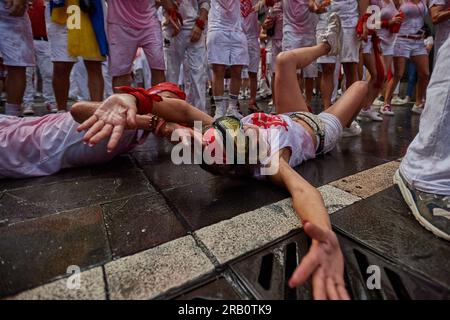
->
xmin=77 ymin=94 xmax=138 ymax=152
xmin=289 ymin=222 xmax=350 ymax=300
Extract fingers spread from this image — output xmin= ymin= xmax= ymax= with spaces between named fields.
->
xmin=312 ymin=273 xmax=327 ymax=300
xmin=89 ymin=124 xmax=113 ymax=146
xmin=337 ymin=284 xmax=351 ymax=300
xmin=107 ymin=125 xmax=125 ymax=153
xmin=77 ymin=115 xmax=98 ymax=132
xmin=326 ymin=277 xmax=340 ymax=300
xmin=289 ymin=252 xmax=318 ymax=288
xmin=83 ymin=120 xmax=105 ymax=144
xmin=304 ymin=222 xmax=329 ymax=243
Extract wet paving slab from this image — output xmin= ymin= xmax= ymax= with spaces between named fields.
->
xmin=102 ymin=192 xmax=187 ymax=259
xmin=331 ymin=186 xmax=450 ymax=289
xmin=0 ymin=206 xmax=110 ymax=297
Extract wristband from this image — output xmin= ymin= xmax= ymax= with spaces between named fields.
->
xmin=115 ymin=86 xmax=163 ymax=115
xmin=195 ymin=18 xmax=205 ymax=30
xmin=154 ymin=119 xmax=167 ymax=137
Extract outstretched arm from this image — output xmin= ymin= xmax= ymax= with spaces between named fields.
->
xmin=77 ymin=93 xmax=213 ymax=152
xmin=269 ymin=156 xmax=350 ymax=300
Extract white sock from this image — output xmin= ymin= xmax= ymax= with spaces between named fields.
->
xmin=5 ymin=103 xmax=20 ymax=117
xmin=228 ymin=94 xmax=238 ymax=110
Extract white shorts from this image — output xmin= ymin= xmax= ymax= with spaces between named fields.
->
xmin=362 ymin=34 xmax=396 ymax=56
xmin=393 ymin=36 xmax=427 ymax=58
xmin=317 ymin=27 xmax=360 ymax=64
xmin=247 ymin=37 xmax=260 ymax=73
xmin=207 ymin=30 xmax=249 ymax=66
xmin=0 ymin=5 xmax=35 ymax=67
xmin=108 ymin=23 xmax=165 ymax=77
xmin=319 ymin=112 xmax=343 ymax=154
xmin=270 ymin=39 xmax=282 ymax=74
xmin=283 ymin=32 xmax=318 ymax=78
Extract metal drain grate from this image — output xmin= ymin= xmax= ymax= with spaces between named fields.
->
xmin=230 ymin=231 xmax=450 ymax=300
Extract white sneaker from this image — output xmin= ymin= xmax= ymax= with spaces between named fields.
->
xmin=268 ymin=99 xmax=274 ymax=106
xmin=318 ymin=12 xmax=343 ymax=56
xmin=226 ymin=106 xmax=243 ymax=120
xmin=391 ymin=96 xmax=408 ymax=106
xmin=342 ymin=121 xmax=362 ymax=138
xmin=380 ymin=105 xmax=395 ymax=116
xmin=358 ymin=109 xmax=383 ymax=122
xmin=46 ymin=103 xmax=58 ymax=113
xmin=22 ymin=104 xmax=35 ymax=116
xmin=214 ymin=105 xmax=226 ymax=120
xmin=372 ymin=97 xmax=384 ymax=107
xmin=411 ymin=104 xmax=424 ymax=115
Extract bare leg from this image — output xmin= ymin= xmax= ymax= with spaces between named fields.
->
xmin=53 ymin=61 xmax=74 ymax=111
xmin=151 ymin=69 xmax=166 ymax=86
xmin=113 ymin=74 xmax=133 ymax=90
xmin=5 ymin=66 xmax=26 ymax=105
xmin=410 ymin=54 xmax=429 ymax=106
xmin=304 ymin=77 xmax=314 ymax=108
xmin=325 ymin=81 xmax=369 ymax=127
xmin=384 ymin=56 xmax=406 ymax=105
xmin=275 ymin=43 xmax=330 ymax=114
xmin=229 ymin=65 xmax=243 ymax=97
xmin=320 ymin=63 xmax=335 ymax=109
xmin=212 ymin=64 xmax=226 ymax=97
xmin=84 ymin=60 xmax=104 ymax=101
xmin=342 ymin=62 xmax=358 ymax=89
xmin=362 ymin=53 xmax=379 ymax=109
xmin=248 ymin=71 xmax=258 ymax=106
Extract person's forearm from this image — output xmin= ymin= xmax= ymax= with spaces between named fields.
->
xmin=160 ymin=0 xmax=176 ymax=10
xmin=271 ymin=160 xmax=332 ymax=231
xmin=359 ymin=0 xmax=369 ymax=16
xmin=152 ymin=98 xmax=214 ymax=126
xmin=198 ymin=7 xmax=208 ymax=21
xmin=431 ymin=7 xmax=450 ymax=25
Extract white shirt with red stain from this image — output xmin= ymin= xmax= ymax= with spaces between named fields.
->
xmin=241 ymin=113 xmax=316 ymax=172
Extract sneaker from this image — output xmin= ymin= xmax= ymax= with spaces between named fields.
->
xmin=391 ymin=96 xmax=408 ymax=106
xmin=318 ymin=12 xmax=343 ymax=56
xmin=394 ymin=170 xmax=450 ymax=241
xmin=22 ymin=104 xmax=35 ymax=116
xmin=342 ymin=121 xmax=362 ymax=138
xmin=268 ymin=99 xmax=274 ymax=106
xmin=226 ymin=106 xmax=243 ymax=120
xmin=412 ymin=104 xmax=424 ymax=115
xmin=358 ymin=109 xmax=383 ymax=122
xmin=373 ymin=97 xmax=385 ymax=107
xmin=46 ymin=103 xmax=58 ymax=113
xmin=380 ymin=104 xmax=395 ymax=116
xmin=214 ymin=105 xmax=226 ymax=120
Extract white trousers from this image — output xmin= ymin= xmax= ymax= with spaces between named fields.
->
xmin=24 ymin=40 xmax=55 ymax=105
xmin=164 ymin=29 xmax=207 ymax=111
xmin=400 ymin=35 xmax=450 ymax=195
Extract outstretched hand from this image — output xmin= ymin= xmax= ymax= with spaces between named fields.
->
xmin=77 ymin=94 xmax=138 ymax=153
xmin=289 ymin=222 xmax=350 ymax=300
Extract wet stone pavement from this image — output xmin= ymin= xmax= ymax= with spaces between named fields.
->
xmin=0 ymin=96 xmax=449 ymax=300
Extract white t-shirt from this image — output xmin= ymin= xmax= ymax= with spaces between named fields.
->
xmin=398 ymin=0 xmax=428 ymax=35
xmin=241 ymin=113 xmax=316 ymax=176
xmin=0 ymin=114 xmax=140 ymax=179
xmin=283 ymin=0 xmax=318 ymax=36
xmin=208 ymin=0 xmax=243 ymax=32
xmin=241 ymin=0 xmax=260 ymax=39
xmin=429 ymin=0 xmax=450 ymax=52
xmin=163 ymin=0 xmax=211 ymax=31
xmin=317 ymin=0 xmax=359 ymax=29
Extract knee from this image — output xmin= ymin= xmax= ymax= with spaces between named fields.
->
xmin=418 ymin=70 xmax=430 ymax=81
xmin=275 ymin=51 xmax=292 ymax=71
xmin=354 ymin=80 xmax=369 ymax=95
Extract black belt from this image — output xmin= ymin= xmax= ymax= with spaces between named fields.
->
xmin=34 ymin=36 xmax=48 ymax=41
